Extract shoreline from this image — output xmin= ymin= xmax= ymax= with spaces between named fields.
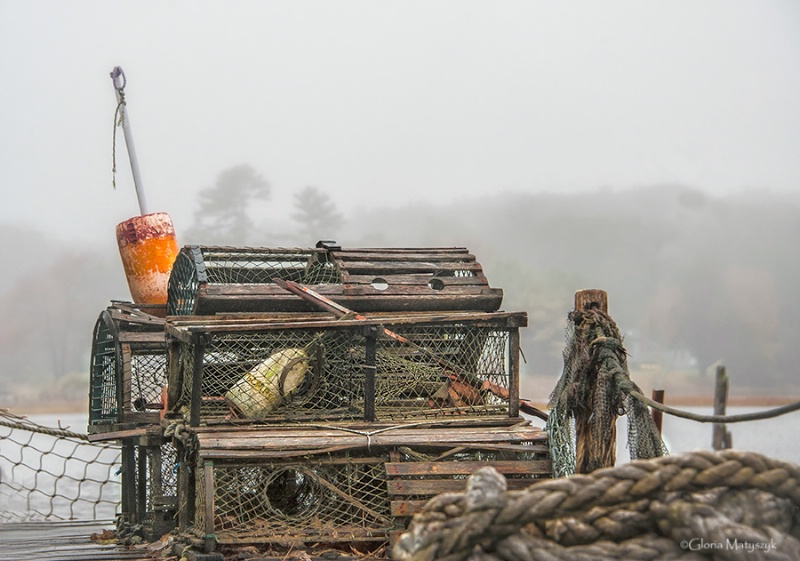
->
xmin=7 ymin=395 xmax=800 ymax=418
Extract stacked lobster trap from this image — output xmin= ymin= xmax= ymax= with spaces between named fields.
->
xmin=87 ymin=302 xmax=178 ymax=540
xmin=88 ymin=243 xmax=551 ymax=553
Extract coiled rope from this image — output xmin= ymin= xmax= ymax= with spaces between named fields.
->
xmin=394 ymin=449 xmax=800 ymax=561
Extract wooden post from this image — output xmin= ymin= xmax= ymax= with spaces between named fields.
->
xmin=363 ymin=325 xmax=379 ymax=422
xmin=121 ymin=344 xmax=133 ymax=422
xmin=712 ymin=365 xmax=732 ymax=450
xmin=190 ymin=334 xmax=207 ymax=427
xmin=177 ymin=442 xmax=192 ymax=532
xmin=508 ymin=328 xmax=520 ymax=418
xmin=651 ymin=389 xmax=664 ymax=436
xmin=137 ymin=445 xmax=147 ymax=523
xmin=572 ymin=289 xmax=614 ymax=473
xmin=203 ymin=461 xmax=216 ymax=553
xmin=121 ymin=440 xmax=137 ymax=523
xmin=574 ymin=289 xmax=608 ymax=313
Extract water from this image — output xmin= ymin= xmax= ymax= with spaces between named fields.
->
xmin=617 ymin=405 xmax=800 ymax=465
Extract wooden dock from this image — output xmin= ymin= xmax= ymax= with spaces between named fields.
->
xmin=0 ymin=520 xmax=150 ymax=561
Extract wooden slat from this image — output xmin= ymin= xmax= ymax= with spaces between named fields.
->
xmin=341 ymin=274 xmax=489 ymax=286
xmin=387 ymin=477 xmax=535 ymax=496
xmin=193 ymin=292 xmax=504 ymax=314
xmin=87 ymin=425 xmax=161 ymax=442
xmin=335 ymin=247 xmax=470 ymax=254
xmin=335 ymin=251 xmax=475 ymax=262
xmin=385 ymin=460 xmax=552 ymax=476
xmin=166 ymin=311 xmax=526 ymax=335
xmin=195 ymin=426 xmax=547 ymax=455
xmin=337 ymin=261 xmax=485 ymax=275
xmin=391 ymin=500 xmax=429 ymax=517
xmin=201 ymin=284 xmax=493 ymax=297
xmin=117 ymin=331 xmax=166 ymax=344
xmin=340 ymin=285 xmax=491 ymax=296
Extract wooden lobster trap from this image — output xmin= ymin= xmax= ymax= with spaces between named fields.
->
xmin=166 ymin=244 xmax=504 ymax=315
xmin=88 ymin=302 xmax=168 ymax=432
xmin=176 ymin=421 xmax=550 ymax=550
xmin=88 ymin=243 xmax=549 ymax=553
xmin=164 ymin=311 xmax=526 ymax=425
xmin=87 ymin=302 xmax=179 ymax=540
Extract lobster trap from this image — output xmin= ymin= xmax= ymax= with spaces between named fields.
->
xmin=167 ymin=245 xmax=504 ymax=315
xmin=87 ymin=243 xmax=545 ymax=554
xmin=177 ymin=422 xmax=550 ymax=548
xmin=89 ymin=302 xmax=168 ymax=432
xmin=165 ymin=312 xmax=525 ymax=425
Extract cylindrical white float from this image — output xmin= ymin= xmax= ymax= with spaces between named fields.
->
xmin=226 ymin=348 xmax=309 ymax=418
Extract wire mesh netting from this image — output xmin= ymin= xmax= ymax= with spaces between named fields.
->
xmin=174 ymin=320 xmax=513 ymax=423
xmin=0 ymin=411 xmax=120 ymax=522
xmin=90 ymin=312 xmax=117 ymax=425
xmin=168 ymin=246 xmax=341 ymax=315
xmin=196 ymin=456 xmax=390 ymax=544
xmin=89 ymin=308 xmax=168 ymax=426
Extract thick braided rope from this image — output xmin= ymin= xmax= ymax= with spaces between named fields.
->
xmin=394 ymin=450 xmax=800 ymax=561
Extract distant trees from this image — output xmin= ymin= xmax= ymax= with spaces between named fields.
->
xmin=347 ymin=186 xmax=800 ymax=391
xmin=292 ymin=186 xmax=344 ymax=242
xmin=0 ymin=250 xmax=126 ymax=389
xmin=186 ymin=164 xmax=270 ymax=245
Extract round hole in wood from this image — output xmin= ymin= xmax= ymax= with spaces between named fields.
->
xmin=370 ymin=278 xmax=389 ymax=290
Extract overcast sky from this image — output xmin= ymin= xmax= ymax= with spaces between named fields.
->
xmin=1 ymin=1 xmax=799 ymax=244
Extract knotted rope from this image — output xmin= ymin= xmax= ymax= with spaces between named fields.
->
xmin=394 ymin=449 xmax=800 ymax=561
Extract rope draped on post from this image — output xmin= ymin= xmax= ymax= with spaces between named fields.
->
xmin=394 ymin=449 xmax=800 ymax=561
xmin=547 ymin=295 xmax=666 ymax=477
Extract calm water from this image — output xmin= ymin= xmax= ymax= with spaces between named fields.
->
xmin=617 ymin=405 xmax=800 ymax=465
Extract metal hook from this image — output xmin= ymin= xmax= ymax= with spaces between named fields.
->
xmin=110 ymin=66 xmax=126 ymax=92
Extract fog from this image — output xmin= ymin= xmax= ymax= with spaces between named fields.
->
xmin=1 ymin=2 xmax=799 ymax=405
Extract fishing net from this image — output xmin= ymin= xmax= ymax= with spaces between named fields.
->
xmin=0 ymin=410 xmax=120 ymax=522
xmin=547 ymin=309 xmax=666 ymax=477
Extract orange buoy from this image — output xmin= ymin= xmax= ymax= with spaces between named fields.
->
xmin=116 ymin=212 xmax=179 ymax=304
